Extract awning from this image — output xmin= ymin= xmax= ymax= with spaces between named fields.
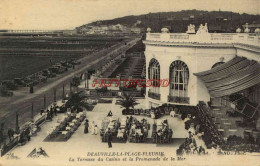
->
xmin=194 ymin=56 xmax=260 ymax=98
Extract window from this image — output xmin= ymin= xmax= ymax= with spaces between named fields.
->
xmin=148 ymin=58 xmax=160 ymax=93
xmin=169 ymin=60 xmax=189 ymax=97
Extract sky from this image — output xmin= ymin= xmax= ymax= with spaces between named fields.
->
xmin=0 ymin=0 xmax=259 ymax=30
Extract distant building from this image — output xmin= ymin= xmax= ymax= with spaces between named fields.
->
xmin=130 ymin=27 xmax=142 ymax=34
xmin=242 ymin=23 xmax=260 ymax=33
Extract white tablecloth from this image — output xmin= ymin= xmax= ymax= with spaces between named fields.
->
xmin=62 ymin=131 xmax=68 ymax=135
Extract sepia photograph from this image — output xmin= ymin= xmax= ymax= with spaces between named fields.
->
xmin=0 ymin=0 xmax=260 ymax=165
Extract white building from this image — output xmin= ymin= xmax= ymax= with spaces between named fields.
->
xmin=143 ymin=25 xmax=260 ymax=109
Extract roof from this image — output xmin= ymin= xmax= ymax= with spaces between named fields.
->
xmin=194 ymin=56 xmax=260 ymax=98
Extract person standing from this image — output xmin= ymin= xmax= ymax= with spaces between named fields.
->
xmin=94 ymin=125 xmax=98 ymax=135
xmin=107 ymin=128 xmax=112 ymax=148
xmin=84 ymin=120 xmax=89 ymax=134
xmin=54 ymin=107 xmax=57 ymax=116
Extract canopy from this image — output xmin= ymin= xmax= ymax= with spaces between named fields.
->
xmin=194 ymin=56 xmax=260 ymax=98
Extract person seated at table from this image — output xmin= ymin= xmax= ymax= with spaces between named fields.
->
xmin=162 ymin=126 xmax=168 ymax=134
xmin=130 ymin=125 xmax=136 ymax=135
xmin=19 ymin=131 xmax=26 ymax=144
xmin=170 ymin=110 xmax=175 ymax=117
xmin=157 ymin=129 xmax=163 ymax=136
xmin=151 ymin=111 xmax=155 ymax=119
xmin=40 ymin=109 xmax=44 ymax=116
xmin=25 ymin=127 xmax=31 ymax=141
xmin=129 ymin=116 xmax=133 ymax=122
xmin=50 ymin=109 xmax=54 ymax=118
xmin=54 ymin=107 xmax=57 ymax=116
xmin=188 ymin=126 xmax=195 ymax=136
xmin=199 ymin=146 xmax=206 ymax=155
xmin=8 ymin=128 xmax=14 ymax=141
xmin=126 ymin=116 xmax=129 ymax=123
xmin=117 ymin=128 xmax=124 ymax=138
xmin=107 ymin=110 xmax=113 ymax=117
xmin=141 ymin=118 xmax=147 ymax=125
xmin=46 ymin=110 xmax=52 ymax=120
xmin=136 ymin=127 xmax=142 ymax=135
xmin=163 ymin=119 xmax=168 ymax=124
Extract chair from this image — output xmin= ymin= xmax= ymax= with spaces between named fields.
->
xmin=140 ymin=109 xmax=144 ymax=115
xmin=164 ymin=107 xmax=169 ymax=115
xmin=134 ymin=109 xmax=139 ymax=115
xmin=165 ymin=107 xmax=171 ymax=115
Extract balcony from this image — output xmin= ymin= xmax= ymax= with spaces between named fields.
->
xmin=168 ymin=96 xmax=190 ymax=104
xmin=145 ymin=33 xmax=260 ymax=47
xmin=148 ymin=91 xmax=161 ymax=100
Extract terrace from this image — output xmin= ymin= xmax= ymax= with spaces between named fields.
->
xmin=145 ymin=31 xmax=260 ymax=48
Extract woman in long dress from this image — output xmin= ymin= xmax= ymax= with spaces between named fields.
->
xmin=94 ymin=125 xmax=98 ymax=135
xmin=84 ymin=120 xmax=89 ymax=134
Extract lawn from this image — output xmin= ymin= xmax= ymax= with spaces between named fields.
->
xmin=0 ymin=55 xmax=72 ymax=80
xmin=0 ymin=35 xmax=127 ymax=80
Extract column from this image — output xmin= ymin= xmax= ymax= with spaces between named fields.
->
xmin=159 ymin=59 xmax=170 ymax=104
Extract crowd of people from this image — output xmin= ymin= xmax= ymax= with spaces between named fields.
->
xmin=152 ymin=119 xmax=173 ymax=143
xmin=40 ymin=104 xmax=58 ymax=121
xmin=178 ymin=102 xmax=224 ymax=148
xmin=128 ymin=117 xmax=149 ymax=143
xmin=177 ymin=137 xmax=207 ymax=156
xmin=84 ymin=119 xmax=99 ymax=135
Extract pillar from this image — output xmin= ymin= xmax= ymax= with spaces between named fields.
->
xmin=54 ymin=88 xmax=56 ymax=102
xmin=44 ymin=94 xmax=46 ymax=109
xmin=31 ymin=103 xmax=34 ymax=121
xmin=15 ymin=112 xmax=19 ymax=133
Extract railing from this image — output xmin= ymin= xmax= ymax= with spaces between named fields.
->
xmin=88 ymin=89 xmax=144 ymax=97
xmin=146 ymin=32 xmax=260 ymax=47
xmin=148 ymin=91 xmax=161 ymax=100
xmin=168 ymin=96 xmax=190 ymax=104
xmin=34 ymin=114 xmax=47 ymax=127
xmin=0 ymin=135 xmax=19 ymax=156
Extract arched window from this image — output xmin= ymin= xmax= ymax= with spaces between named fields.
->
xmin=212 ymin=62 xmax=224 ymax=69
xmin=148 ymin=58 xmax=160 ymax=94
xmin=169 ymin=60 xmax=189 ymax=97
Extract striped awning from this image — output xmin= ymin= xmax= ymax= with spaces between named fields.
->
xmin=194 ymin=56 xmax=260 ymax=98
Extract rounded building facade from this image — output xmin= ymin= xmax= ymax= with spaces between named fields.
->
xmin=143 ymin=30 xmax=260 ymax=108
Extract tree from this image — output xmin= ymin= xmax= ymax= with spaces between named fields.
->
xmin=117 ymin=92 xmax=138 ymax=114
xmin=71 ymin=76 xmax=81 ymax=87
xmin=65 ymin=92 xmax=89 ymax=112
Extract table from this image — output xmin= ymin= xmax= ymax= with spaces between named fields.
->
xmin=62 ymin=131 xmax=69 ymax=135
xmin=69 ymin=122 xmax=75 ymax=127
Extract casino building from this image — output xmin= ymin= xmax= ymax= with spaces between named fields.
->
xmin=143 ymin=24 xmax=260 ymax=109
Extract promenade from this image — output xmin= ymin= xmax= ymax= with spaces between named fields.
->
xmin=0 ymin=37 xmax=140 ymax=132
